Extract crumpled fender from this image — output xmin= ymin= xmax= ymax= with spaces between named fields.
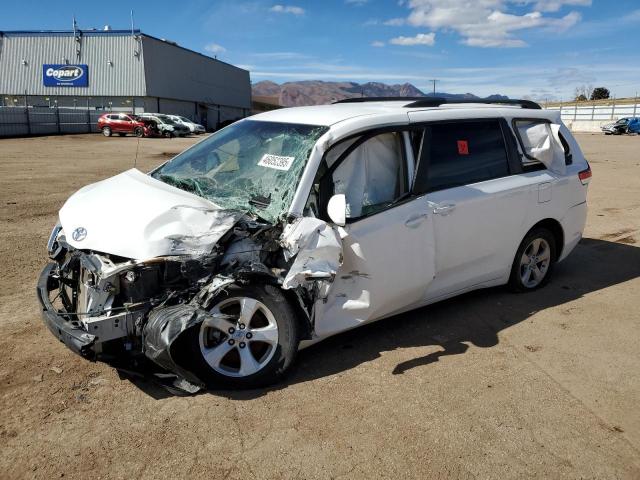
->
xmin=280 ymin=217 xmax=343 ymax=289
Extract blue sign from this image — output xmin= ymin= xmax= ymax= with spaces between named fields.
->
xmin=43 ymin=64 xmax=89 ymax=87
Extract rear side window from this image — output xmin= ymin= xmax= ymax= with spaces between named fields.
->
xmin=413 ymin=120 xmax=510 ymax=194
xmin=513 ymin=119 xmax=572 ymax=168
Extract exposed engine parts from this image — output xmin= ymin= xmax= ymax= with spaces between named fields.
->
xmin=38 ymin=213 xmax=342 ymax=393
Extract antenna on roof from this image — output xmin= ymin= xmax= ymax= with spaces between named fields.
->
xmin=72 ymin=15 xmax=78 ymax=36
xmin=130 ymin=10 xmax=135 ymax=36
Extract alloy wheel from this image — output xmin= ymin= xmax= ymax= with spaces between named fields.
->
xmin=519 ymin=238 xmax=551 ymax=288
xmin=199 ymin=297 xmax=279 ymax=378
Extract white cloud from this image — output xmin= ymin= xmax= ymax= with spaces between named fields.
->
xmin=204 ymin=43 xmax=226 ymax=54
xmin=371 ymin=41 xmax=386 ymax=47
xmin=627 ymin=9 xmax=640 ymax=21
xmin=270 ymin=5 xmax=305 ymax=15
xmin=383 ymin=17 xmax=406 ymax=26
xmin=528 ymin=0 xmax=591 ymax=12
xmin=404 ymin=0 xmax=586 ymax=47
xmin=390 ymin=32 xmax=436 ymax=46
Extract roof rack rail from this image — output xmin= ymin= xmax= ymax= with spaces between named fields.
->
xmin=405 ymin=98 xmax=541 ymax=109
xmin=333 ymin=96 xmax=426 ymax=104
xmin=333 ymin=96 xmax=542 ymax=110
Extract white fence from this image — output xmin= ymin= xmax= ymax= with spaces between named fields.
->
xmin=547 ymin=103 xmax=640 ymax=121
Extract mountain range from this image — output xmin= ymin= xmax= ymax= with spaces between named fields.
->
xmin=252 ymin=80 xmax=509 ymax=107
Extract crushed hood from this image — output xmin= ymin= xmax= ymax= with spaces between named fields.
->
xmin=59 ymin=169 xmax=243 ymax=260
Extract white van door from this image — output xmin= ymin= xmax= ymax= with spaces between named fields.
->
xmin=408 ymin=118 xmax=531 ymax=299
xmin=314 ymin=131 xmax=436 ymax=338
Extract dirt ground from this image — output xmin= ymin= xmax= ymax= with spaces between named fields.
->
xmin=0 ymin=133 xmax=639 ymax=479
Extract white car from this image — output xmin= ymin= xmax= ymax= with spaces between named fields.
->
xmin=167 ymin=114 xmax=206 ymax=134
xmin=38 ymin=98 xmax=591 ymax=390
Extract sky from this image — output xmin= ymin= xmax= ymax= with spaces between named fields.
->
xmin=4 ymin=0 xmax=640 ymax=100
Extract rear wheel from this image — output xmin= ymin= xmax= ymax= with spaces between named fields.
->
xmin=134 ymin=127 xmax=144 ymax=137
xmin=102 ymin=126 xmax=112 ymax=137
xmin=179 ymin=284 xmax=300 ymax=388
xmin=508 ymin=228 xmax=556 ymax=292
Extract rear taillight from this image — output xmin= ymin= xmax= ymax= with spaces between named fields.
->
xmin=578 ymin=166 xmax=592 ymax=185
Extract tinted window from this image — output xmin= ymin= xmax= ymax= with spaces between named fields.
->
xmin=414 ymin=120 xmax=509 ymax=193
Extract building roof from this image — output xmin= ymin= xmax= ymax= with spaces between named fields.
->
xmin=0 ymin=29 xmax=247 ymax=73
xmin=0 ymin=29 xmax=142 ymax=36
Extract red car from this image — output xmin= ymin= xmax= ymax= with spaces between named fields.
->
xmin=98 ymin=113 xmax=146 ymax=137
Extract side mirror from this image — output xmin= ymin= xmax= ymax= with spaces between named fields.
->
xmin=327 ymin=194 xmax=346 ymax=227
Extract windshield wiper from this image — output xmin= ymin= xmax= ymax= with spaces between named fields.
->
xmin=248 ymin=193 xmax=272 ymax=209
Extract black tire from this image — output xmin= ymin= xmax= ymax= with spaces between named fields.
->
xmin=508 ymin=227 xmax=557 ymax=292
xmin=134 ymin=127 xmax=144 ymax=137
xmin=102 ymin=126 xmax=112 ymax=137
xmin=164 ymin=131 xmax=174 ymax=138
xmin=177 ymin=284 xmax=300 ymax=389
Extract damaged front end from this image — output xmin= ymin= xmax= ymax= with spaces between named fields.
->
xmin=37 ymin=212 xmax=342 ymax=391
xmin=37 ymin=119 xmax=344 ymax=390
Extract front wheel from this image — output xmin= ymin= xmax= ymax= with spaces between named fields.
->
xmin=508 ymin=228 xmax=556 ymax=292
xmin=102 ymin=126 xmax=112 ymax=137
xmin=180 ymin=284 xmax=300 ymax=388
xmin=134 ymin=127 xmax=144 ymax=137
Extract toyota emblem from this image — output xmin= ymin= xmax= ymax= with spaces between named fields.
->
xmin=72 ymin=227 xmax=87 ymax=242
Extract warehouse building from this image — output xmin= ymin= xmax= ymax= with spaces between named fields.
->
xmin=0 ymin=28 xmax=251 ymax=134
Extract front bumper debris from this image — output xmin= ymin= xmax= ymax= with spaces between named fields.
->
xmin=37 ymin=263 xmax=97 ymax=358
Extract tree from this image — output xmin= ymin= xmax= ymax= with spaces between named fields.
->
xmin=574 ymin=84 xmax=594 ymax=101
xmin=590 ymin=87 xmax=610 ymax=101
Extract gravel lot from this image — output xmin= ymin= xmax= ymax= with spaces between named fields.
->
xmin=0 ymin=133 xmax=639 ymax=479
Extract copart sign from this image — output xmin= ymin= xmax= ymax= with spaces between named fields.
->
xmin=43 ymin=64 xmax=89 ymax=87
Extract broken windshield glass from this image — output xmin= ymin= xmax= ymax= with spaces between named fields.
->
xmin=152 ymin=120 xmax=328 ymax=223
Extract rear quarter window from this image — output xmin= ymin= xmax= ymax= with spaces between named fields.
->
xmin=513 ymin=119 xmax=572 ymax=169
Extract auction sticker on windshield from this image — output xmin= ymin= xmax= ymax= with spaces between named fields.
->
xmin=258 ymin=154 xmax=295 ymax=171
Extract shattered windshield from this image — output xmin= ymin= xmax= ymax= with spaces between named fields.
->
xmin=152 ymin=120 xmax=328 ymax=223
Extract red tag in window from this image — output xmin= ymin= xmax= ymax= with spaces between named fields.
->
xmin=457 ymin=140 xmax=469 ymax=155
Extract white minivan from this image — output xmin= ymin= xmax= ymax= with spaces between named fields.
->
xmin=38 ymin=98 xmax=591 ymax=390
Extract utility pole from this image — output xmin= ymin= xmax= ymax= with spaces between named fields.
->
xmin=429 ymin=79 xmax=437 ymax=95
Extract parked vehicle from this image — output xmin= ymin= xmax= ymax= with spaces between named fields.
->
xmin=601 ymin=117 xmax=640 ymax=135
xmin=167 ymin=114 xmax=206 ymax=134
xmin=627 ymin=117 xmax=640 ymax=134
xmin=138 ymin=117 xmax=164 ymax=138
xmin=98 ymin=113 xmax=145 ymax=137
xmin=138 ymin=113 xmax=191 ymax=137
xmin=39 ymin=98 xmax=591 ymax=390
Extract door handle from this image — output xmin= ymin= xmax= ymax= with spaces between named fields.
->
xmin=404 ymin=213 xmax=428 ymax=228
xmin=433 ymin=203 xmax=456 ymax=215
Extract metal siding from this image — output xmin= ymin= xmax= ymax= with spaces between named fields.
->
xmin=142 ymin=36 xmax=250 ymax=109
xmin=0 ymin=34 xmax=146 ymax=96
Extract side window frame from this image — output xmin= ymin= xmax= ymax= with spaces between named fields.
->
xmin=412 ymin=117 xmax=518 ymax=195
xmin=313 ymin=126 xmax=421 ymax=224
